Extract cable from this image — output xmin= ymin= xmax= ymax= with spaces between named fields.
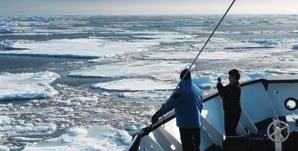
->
xmin=163 ymin=0 xmax=237 ymax=110
xmin=187 ymin=0 xmax=236 ymax=71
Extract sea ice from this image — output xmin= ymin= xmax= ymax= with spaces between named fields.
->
xmin=139 ymin=105 xmax=156 ymax=117
xmin=57 ymin=96 xmax=98 ymax=106
xmin=24 ymin=125 xmax=131 ymax=151
xmin=193 ymin=76 xmax=216 ymax=90
xmin=241 ymin=69 xmax=298 ymax=82
xmin=68 ymin=96 xmax=98 ymax=104
xmin=0 ymin=116 xmax=11 ymax=125
xmin=0 ymin=38 xmax=157 ymax=58
xmin=193 ymin=38 xmax=278 ymax=50
xmin=146 ymin=51 xmax=198 ymax=60
xmin=292 ymin=43 xmax=298 ymax=50
xmin=0 ymin=123 xmax=57 ymax=136
xmin=125 ymin=124 xmax=138 ymax=132
xmin=278 ymin=55 xmax=296 ymax=62
xmin=243 ymin=71 xmax=273 ymax=81
xmin=248 ymin=39 xmax=279 ymax=46
xmin=123 ymin=31 xmax=194 ymax=43
xmin=1 ymin=41 xmax=14 ymax=49
xmin=119 ymin=91 xmax=171 ymax=100
xmin=91 ymin=78 xmax=175 ymax=91
xmin=224 ymin=42 xmax=275 ymax=49
xmin=146 ymin=50 xmax=267 ymax=61
xmin=0 ymin=26 xmax=12 ymax=33
xmin=265 ymin=69 xmax=298 ymax=75
xmin=0 ymin=145 xmax=9 ymax=151
xmin=69 ymin=60 xmax=186 ymax=79
xmin=25 ymin=16 xmax=48 ymax=22
xmin=0 ymin=71 xmax=60 ymax=101
xmin=0 ymin=40 xmax=28 ymax=50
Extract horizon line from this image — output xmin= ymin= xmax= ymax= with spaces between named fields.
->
xmin=1 ymin=13 xmax=298 ymax=17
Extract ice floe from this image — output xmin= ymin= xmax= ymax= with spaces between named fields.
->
xmin=123 ymin=31 xmax=194 ymax=43
xmin=24 ymin=125 xmax=131 ymax=151
xmin=248 ymin=39 xmax=279 ymax=46
xmin=292 ymin=43 xmax=298 ymax=50
xmin=69 ymin=60 xmax=186 ymax=79
xmin=125 ymin=124 xmax=138 ymax=132
xmin=91 ymin=78 xmax=175 ymax=91
xmin=91 ymin=68 xmax=298 ymax=97
xmin=0 ymin=38 xmax=157 ymax=58
xmin=0 ymin=116 xmax=11 ymax=125
xmin=146 ymin=50 xmax=269 ymax=61
xmin=57 ymin=96 xmax=98 ymax=106
xmin=0 ymin=40 xmax=27 ymax=50
xmin=2 ymin=41 xmax=15 ymax=49
xmin=0 ymin=71 xmax=60 ymax=101
xmin=241 ymin=69 xmax=298 ymax=81
xmin=193 ymin=76 xmax=216 ymax=90
xmin=0 ymin=122 xmax=57 ymax=136
xmin=0 ymin=26 xmax=12 ymax=33
xmin=139 ymin=105 xmax=156 ymax=117
xmin=0 ymin=145 xmax=9 ymax=151
xmin=278 ymin=55 xmax=296 ymax=62
xmin=146 ymin=51 xmax=198 ymax=60
xmin=242 ymin=71 xmax=273 ymax=81
xmin=224 ymin=42 xmax=275 ymax=49
xmin=192 ymin=38 xmax=279 ymax=50
xmin=264 ymin=69 xmax=298 ymax=75
xmin=119 ymin=91 xmax=171 ymax=100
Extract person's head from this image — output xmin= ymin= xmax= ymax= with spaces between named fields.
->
xmin=180 ymin=68 xmax=191 ymax=80
xmin=228 ymin=69 xmax=240 ymax=84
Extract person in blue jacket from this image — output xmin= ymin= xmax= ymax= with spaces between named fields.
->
xmin=151 ymin=69 xmax=203 ymax=151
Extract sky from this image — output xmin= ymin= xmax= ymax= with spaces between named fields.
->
xmin=0 ymin=0 xmax=298 ymax=16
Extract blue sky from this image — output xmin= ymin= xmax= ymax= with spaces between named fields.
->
xmin=1 ymin=0 xmax=298 ymax=16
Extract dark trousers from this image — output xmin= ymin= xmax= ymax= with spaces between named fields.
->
xmin=224 ymin=109 xmax=241 ymax=136
xmin=179 ymin=128 xmax=200 ymax=151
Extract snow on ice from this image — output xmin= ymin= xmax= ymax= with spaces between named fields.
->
xmin=0 ymin=71 xmax=60 ymax=101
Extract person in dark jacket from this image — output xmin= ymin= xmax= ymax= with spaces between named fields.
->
xmin=217 ymin=69 xmax=241 ymax=136
xmin=151 ymin=69 xmax=203 ymax=151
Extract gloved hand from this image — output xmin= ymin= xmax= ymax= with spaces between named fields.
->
xmin=142 ymin=127 xmax=151 ymax=136
xmin=151 ymin=111 xmax=160 ymax=124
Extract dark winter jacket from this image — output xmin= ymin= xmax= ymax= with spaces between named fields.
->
xmin=216 ymin=82 xmax=241 ymax=111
